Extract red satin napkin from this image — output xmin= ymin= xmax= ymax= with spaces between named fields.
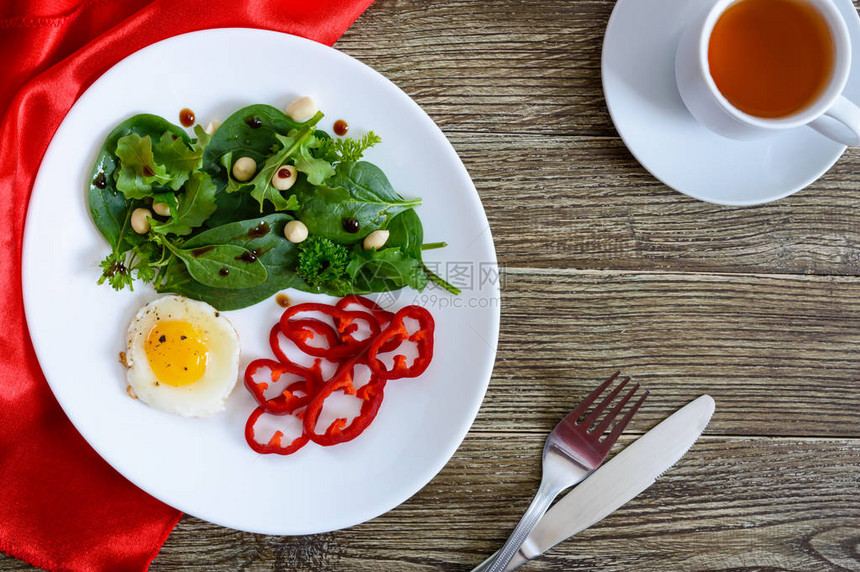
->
xmin=0 ymin=1 xmax=374 ymax=570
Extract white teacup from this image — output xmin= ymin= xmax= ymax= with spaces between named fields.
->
xmin=675 ymin=0 xmax=860 ymax=145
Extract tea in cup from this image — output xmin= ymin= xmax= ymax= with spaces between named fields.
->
xmin=676 ymin=0 xmax=860 ymax=145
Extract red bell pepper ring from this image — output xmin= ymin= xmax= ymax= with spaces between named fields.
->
xmin=269 ymin=324 xmax=342 ymax=387
xmin=244 ymin=358 xmax=320 ymax=414
xmin=335 ymin=295 xmax=402 ymax=353
xmin=302 ymin=357 xmax=387 ymax=446
xmin=269 ymin=323 xmax=291 ymax=363
xmin=335 ymin=295 xmax=395 ymax=326
xmin=245 ymin=405 xmax=309 ymax=455
xmin=282 ymin=318 xmax=342 ymax=357
xmin=279 ymin=303 xmax=381 ymax=359
xmin=367 ymin=305 xmax=435 ymax=380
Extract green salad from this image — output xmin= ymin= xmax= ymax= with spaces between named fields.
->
xmin=88 ymin=103 xmax=458 ymax=310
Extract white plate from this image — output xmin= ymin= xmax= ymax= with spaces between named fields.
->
xmin=22 ymin=29 xmax=500 ymax=535
xmin=602 ymin=0 xmax=860 ymax=205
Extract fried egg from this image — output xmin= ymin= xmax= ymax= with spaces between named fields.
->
xmin=125 ymin=295 xmax=240 ymax=417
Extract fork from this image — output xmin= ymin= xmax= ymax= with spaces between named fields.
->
xmin=481 ymin=372 xmax=649 ymax=572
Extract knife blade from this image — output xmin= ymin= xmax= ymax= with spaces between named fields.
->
xmin=472 ymin=394 xmax=715 ymax=572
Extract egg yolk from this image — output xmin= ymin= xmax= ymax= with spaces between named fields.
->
xmin=145 ymin=320 xmax=208 ymax=386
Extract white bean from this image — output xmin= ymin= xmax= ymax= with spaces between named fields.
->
xmin=204 ymin=120 xmax=221 ymax=135
xmin=284 ymin=220 xmax=309 ymax=243
xmin=131 ymin=208 xmax=153 ymax=234
xmin=285 ymin=96 xmax=318 ymax=122
xmin=152 ymin=202 xmax=170 ymax=216
xmin=363 ymin=230 xmax=390 ymax=250
xmin=232 ymin=156 xmax=257 ymax=182
xmin=272 ymin=165 xmax=297 ymax=191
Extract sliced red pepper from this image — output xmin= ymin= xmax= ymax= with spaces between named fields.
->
xmin=245 ymin=405 xmax=309 ymax=455
xmin=279 ymin=303 xmax=381 ymax=359
xmin=269 ymin=323 xmax=343 ymax=388
xmin=335 ymin=295 xmax=401 ymax=352
xmin=269 ymin=323 xmax=291 ymax=363
xmin=244 ymin=358 xmax=320 ymax=414
xmin=367 ymin=305 xmax=435 ymax=380
xmin=245 ymin=298 xmax=436 ymax=456
xmin=335 ymin=295 xmax=395 ymax=326
xmin=282 ymin=318 xmax=342 ymax=357
xmin=302 ymin=357 xmax=387 ymax=446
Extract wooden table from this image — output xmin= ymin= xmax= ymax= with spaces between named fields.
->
xmin=5 ymin=0 xmax=860 ymax=570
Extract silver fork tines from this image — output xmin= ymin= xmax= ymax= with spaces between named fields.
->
xmin=482 ymin=372 xmax=650 ymax=572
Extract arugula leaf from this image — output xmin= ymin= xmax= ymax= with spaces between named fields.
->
xmin=201 ymin=105 xmax=324 ymax=225
xmin=114 ymin=133 xmax=171 ymax=198
xmin=293 ymin=161 xmax=420 ymax=244
xmin=222 ymin=118 xmax=328 ymax=211
xmin=222 ymin=149 xmax=299 ymax=211
xmin=150 ymin=172 xmax=218 ymax=236
xmin=316 ymin=131 xmax=381 ymax=163
xmin=150 ymin=133 xmax=199 ymax=188
xmin=192 ymin=124 xmax=211 ymax=151
xmin=89 ymin=114 xmax=188 ymax=252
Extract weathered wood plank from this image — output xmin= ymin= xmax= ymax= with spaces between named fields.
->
xmin=481 ymin=269 xmax=860 ymax=438
xmin=448 ymin=135 xmax=860 ymax=275
xmin=139 ymin=435 xmax=858 ymax=571
xmin=338 ymin=1 xmax=860 ymax=277
xmin=337 ymin=0 xmax=616 ymax=137
xmin=0 ymin=435 xmax=850 ymax=572
xmin=5 ymin=434 xmax=855 ymax=571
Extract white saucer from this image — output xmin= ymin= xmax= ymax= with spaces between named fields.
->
xmin=602 ymin=0 xmax=860 ymax=205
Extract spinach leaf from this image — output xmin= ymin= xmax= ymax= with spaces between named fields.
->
xmin=342 ymin=209 xmax=428 ymax=293
xmin=294 ymin=162 xmax=421 ymax=244
xmin=157 ymin=214 xmax=305 ymax=310
xmin=170 ymin=243 xmax=268 ymax=289
xmin=150 ymin=172 xmax=218 ymax=236
xmin=206 ymin=189 xmax=266 ymax=228
xmin=347 ymin=246 xmax=427 ymax=292
xmin=386 ymin=208 xmax=424 ymax=259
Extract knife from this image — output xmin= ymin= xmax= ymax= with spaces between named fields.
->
xmin=472 ymin=394 xmax=715 ymax=571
